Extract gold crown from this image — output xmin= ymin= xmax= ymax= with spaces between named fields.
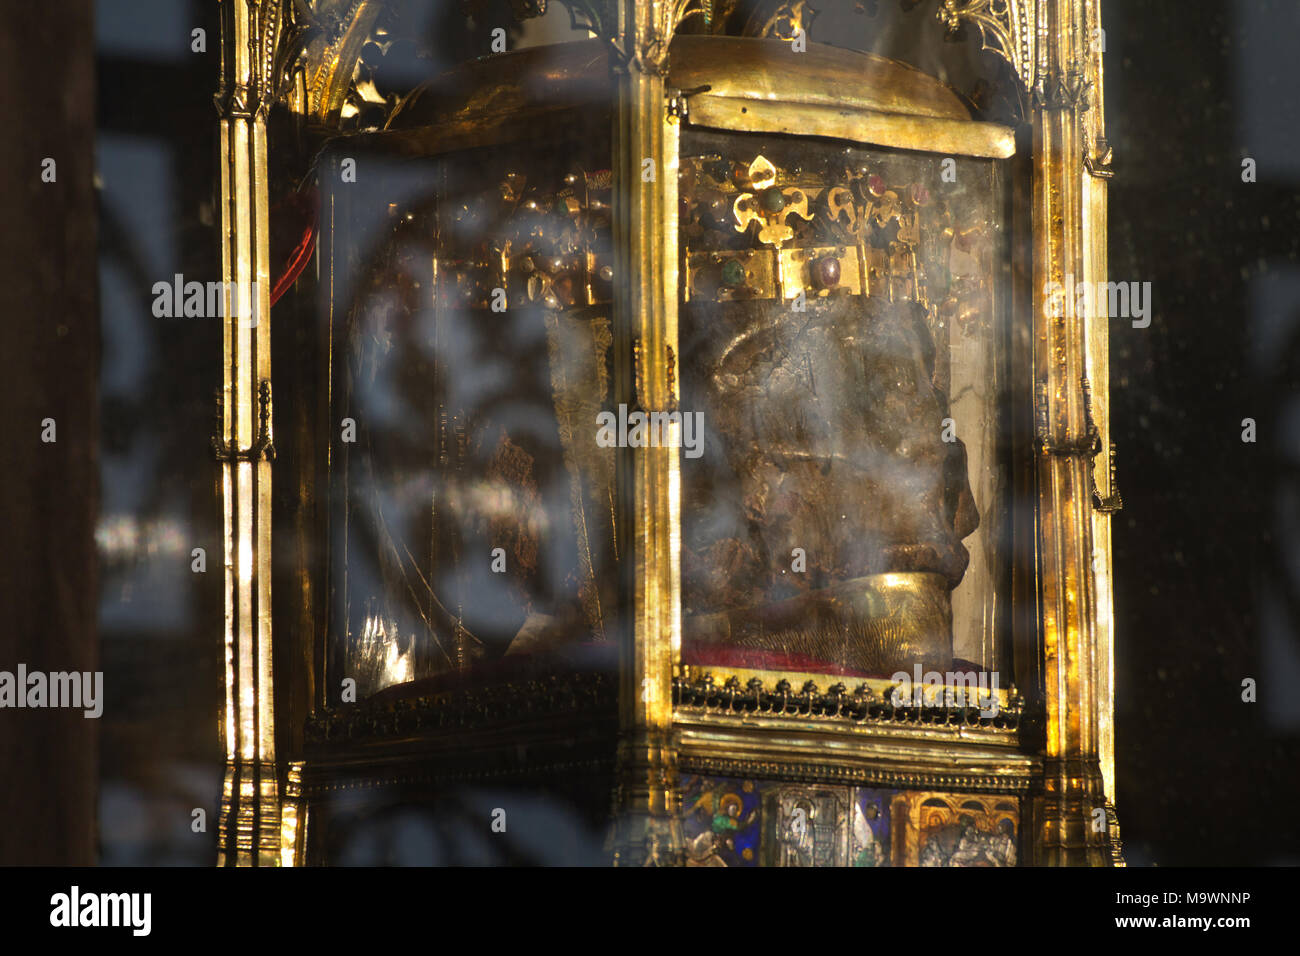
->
xmin=681 ymin=152 xmax=946 ymax=305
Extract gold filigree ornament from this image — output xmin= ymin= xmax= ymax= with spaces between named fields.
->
xmin=731 ymin=155 xmax=813 ymax=248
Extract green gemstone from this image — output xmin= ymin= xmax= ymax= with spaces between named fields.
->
xmin=760 ymin=187 xmax=786 ymax=213
xmin=721 ymin=260 xmax=746 ymax=287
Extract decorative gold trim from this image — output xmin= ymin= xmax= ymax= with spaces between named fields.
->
xmin=1030 ymin=0 xmax=1113 ymax=865
xmin=215 ymin=0 xmax=287 ymax=118
xmin=674 ymin=670 xmax=1021 ymax=721
xmin=675 ymin=714 xmax=1037 ymax=794
xmin=216 ymin=0 xmax=282 ymax=866
xmin=1105 ymin=801 xmax=1126 ymax=866
xmin=211 ymin=380 xmax=275 ymax=462
xmin=685 ymin=96 xmax=1015 ymax=158
xmin=744 ymin=0 xmax=818 ymax=39
xmin=679 ymin=757 xmax=1036 ymax=794
xmin=936 ymin=0 xmax=1037 ymax=93
xmin=296 ymin=0 xmax=390 ymax=125
xmin=305 ymin=671 xmax=617 ymax=744
xmin=604 ymin=0 xmax=696 ymax=867
xmin=1081 ymin=0 xmax=1118 ymax=824
xmin=1084 ymin=133 xmax=1114 ymax=179
xmin=891 ymin=791 xmax=1020 ymax=866
xmin=607 ymin=0 xmax=708 ymax=73
xmin=1034 ymin=66 xmax=1092 ymax=112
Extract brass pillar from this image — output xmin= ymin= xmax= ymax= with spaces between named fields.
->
xmin=606 ymin=0 xmax=687 ymax=867
xmin=214 ymin=0 xmax=289 ymax=866
xmin=1079 ymin=0 xmax=1123 ymax=862
xmin=1030 ymin=0 xmax=1111 ymax=866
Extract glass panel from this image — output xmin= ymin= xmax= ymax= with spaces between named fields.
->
xmin=678 ymin=128 xmax=1007 ymax=677
xmin=322 ymin=123 xmax=617 ymax=699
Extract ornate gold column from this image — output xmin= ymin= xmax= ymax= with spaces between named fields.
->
xmin=214 ymin=0 xmax=286 ymax=866
xmin=605 ymin=0 xmax=691 ymax=866
xmin=1029 ymin=0 xmax=1110 ymax=866
xmin=1079 ymin=0 xmax=1124 ymax=863
xmin=940 ymin=0 xmax=1116 ymax=865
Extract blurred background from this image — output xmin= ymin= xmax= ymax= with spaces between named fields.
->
xmin=0 ymin=0 xmax=1296 ymax=865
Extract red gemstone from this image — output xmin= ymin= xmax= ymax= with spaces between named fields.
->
xmin=812 ymin=255 xmax=841 ymax=289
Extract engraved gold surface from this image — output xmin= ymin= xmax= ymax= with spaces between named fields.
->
xmin=675 ymin=710 xmax=1036 ymax=795
xmin=685 ymin=96 xmax=1015 ymax=159
xmin=891 ymin=790 xmax=1020 ymax=867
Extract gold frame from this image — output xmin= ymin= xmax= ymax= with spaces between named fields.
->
xmin=214 ymin=0 xmax=1118 ymax=866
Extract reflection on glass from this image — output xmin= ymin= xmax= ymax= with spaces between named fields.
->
xmin=326 ymin=127 xmax=617 ymax=698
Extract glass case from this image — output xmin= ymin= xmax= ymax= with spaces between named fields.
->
xmin=677 ymin=130 xmax=1008 ymax=678
xmin=320 ymin=35 xmax=1014 ymax=702
xmin=212 ymin=0 xmax=1120 ymax=866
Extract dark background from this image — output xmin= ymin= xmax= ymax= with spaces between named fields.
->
xmin=1104 ymin=0 xmax=1300 ymax=866
xmin=1 ymin=0 xmax=1296 ymax=865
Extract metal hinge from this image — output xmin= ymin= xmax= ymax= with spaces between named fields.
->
xmin=1092 ymin=439 xmax=1123 ymax=514
xmin=1036 ymin=379 xmax=1123 ymax=514
xmin=1084 ymin=134 xmax=1115 ymax=179
xmin=667 ymin=84 xmax=711 ymax=121
xmin=211 ymin=380 xmax=276 ymax=462
xmin=1036 ymin=380 xmax=1101 ymax=458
